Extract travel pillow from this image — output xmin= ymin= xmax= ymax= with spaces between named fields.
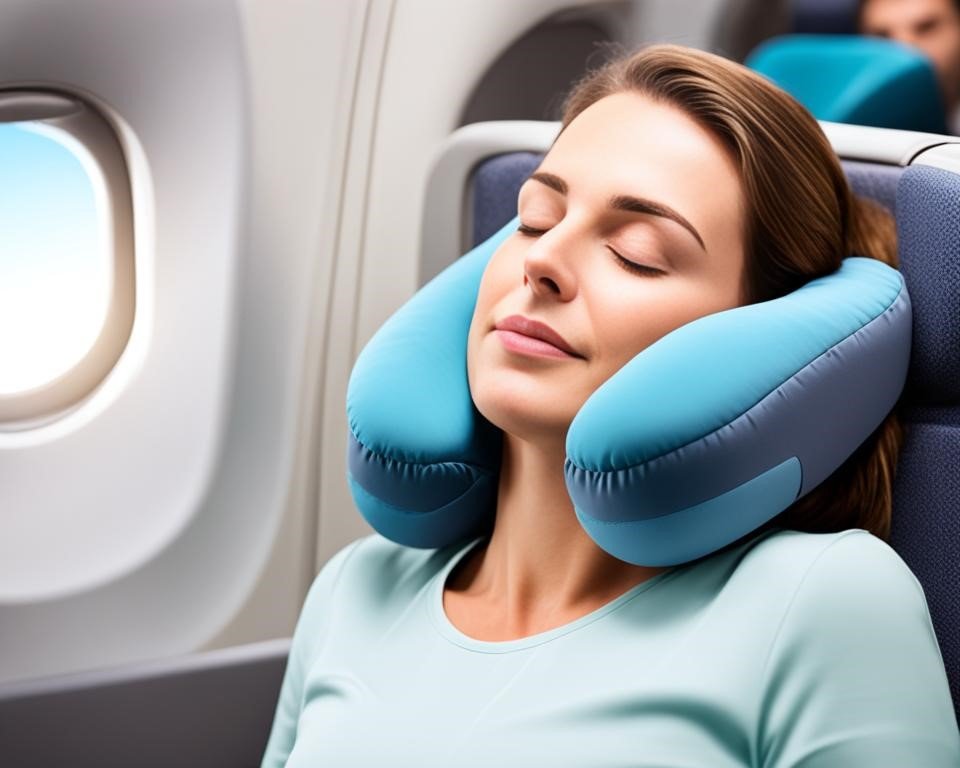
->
xmin=347 ymin=218 xmax=911 ymax=565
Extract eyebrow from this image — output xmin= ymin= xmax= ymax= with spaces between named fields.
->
xmin=528 ymin=171 xmax=706 ymax=252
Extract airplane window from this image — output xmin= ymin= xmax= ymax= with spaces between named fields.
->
xmin=0 ymin=91 xmax=135 ymax=426
xmin=0 ymin=122 xmax=110 ymax=394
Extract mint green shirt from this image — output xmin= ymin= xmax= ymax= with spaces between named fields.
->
xmin=261 ymin=528 xmax=960 ymax=767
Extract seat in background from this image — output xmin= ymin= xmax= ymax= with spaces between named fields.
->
xmin=746 ymin=35 xmax=948 ymax=133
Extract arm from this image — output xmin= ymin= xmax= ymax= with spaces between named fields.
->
xmin=758 ymin=530 xmax=960 ymax=768
xmin=260 ymin=538 xmax=363 ymax=768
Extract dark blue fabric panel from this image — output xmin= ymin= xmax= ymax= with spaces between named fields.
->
xmin=907 ymin=404 xmax=960 ymax=428
xmin=790 ymin=0 xmax=858 ymax=34
xmin=891 ymin=419 xmax=960 ymax=718
xmin=896 ymin=165 xmax=960 ymax=404
xmin=347 ymin=431 xmax=493 ymax=514
xmin=472 ymin=152 xmax=541 ymax=246
xmin=843 ymin=160 xmax=901 ymax=214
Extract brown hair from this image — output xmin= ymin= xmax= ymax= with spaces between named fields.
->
xmin=561 ymin=45 xmax=902 ymax=540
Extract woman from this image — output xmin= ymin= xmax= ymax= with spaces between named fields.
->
xmin=262 ymin=45 xmax=960 ymax=766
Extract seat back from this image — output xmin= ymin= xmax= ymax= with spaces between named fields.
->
xmin=887 ymin=160 xmax=960 ymax=720
xmin=746 ymin=35 xmax=947 ymax=133
xmin=467 ymin=146 xmax=959 ymax=720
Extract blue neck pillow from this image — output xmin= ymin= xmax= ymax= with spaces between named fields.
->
xmin=347 ymin=218 xmax=912 ymax=566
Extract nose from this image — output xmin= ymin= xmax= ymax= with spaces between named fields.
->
xmin=522 ymin=228 xmax=578 ymax=301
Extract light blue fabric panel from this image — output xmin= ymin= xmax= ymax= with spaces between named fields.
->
xmin=576 ymin=457 xmax=802 ymax=566
xmin=747 ymin=34 xmax=947 ymax=133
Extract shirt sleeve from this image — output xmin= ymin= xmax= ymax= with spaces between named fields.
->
xmin=260 ymin=538 xmax=363 ymax=768
xmin=758 ymin=530 xmax=960 ymax=767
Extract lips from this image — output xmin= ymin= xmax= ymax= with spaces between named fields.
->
xmin=493 ymin=315 xmax=583 ymax=359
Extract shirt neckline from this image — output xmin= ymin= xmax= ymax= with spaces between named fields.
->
xmin=428 ymin=537 xmax=681 ymax=654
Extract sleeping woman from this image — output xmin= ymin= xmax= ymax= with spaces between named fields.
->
xmin=261 ymin=45 xmax=960 ymax=766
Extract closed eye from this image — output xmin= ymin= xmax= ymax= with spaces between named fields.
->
xmin=517 ymin=222 xmax=549 ymax=237
xmin=607 ymin=246 xmax=665 ymax=277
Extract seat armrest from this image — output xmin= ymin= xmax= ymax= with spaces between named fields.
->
xmin=0 ymin=638 xmax=290 ymax=768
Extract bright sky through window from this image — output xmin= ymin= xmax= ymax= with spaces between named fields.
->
xmin=0 ymin=122 xmax=111 ymax=395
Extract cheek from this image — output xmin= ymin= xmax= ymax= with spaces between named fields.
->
xmin=467 ymin=245 xmax=519 ymax=382
xmin=926 ymin=27 xmax=959 ymax=63
xmin=927 ymin=42 xmax=952 ymax=71
xmin=588 ymin=277 xmax=742 ymax=374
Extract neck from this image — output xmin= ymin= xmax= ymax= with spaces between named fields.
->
xmin=447 ymin=432 xmax=667 ymax=638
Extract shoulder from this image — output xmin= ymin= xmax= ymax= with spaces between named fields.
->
xmin=748 ymin=529 xmax=933 ymax=657
xmin=679 ymin=527 xmax=930 ymax=655
xmin=333 ymin=533 xmax=464 ymax=590
xmin=749 ymin=531 xmax=960 ymax=764
xmin=299 ymin=533 xmax=468 ymax=626
xmin=730 ymin=527 xmax=924 ymax=608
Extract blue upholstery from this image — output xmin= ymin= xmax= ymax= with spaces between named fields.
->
xmin=843 ymin=159 xmax=902 ymax=214
xmin=891 ymin=165 xmax=960 ymax=716
xmin=790 ymin=0 xmax=858 ymax=35
xmin=897 ymin=166 xmax=960 ymax=403
xmin=468 ymin=149 xmax=960 ymax=721
xmin=746 ymin=35 xmax=947 ymax=133
xmin=472 ymin=152 xmax=541 ymax=246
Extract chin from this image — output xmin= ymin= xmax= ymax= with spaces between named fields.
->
xmin=471 ymin=378 xmax=576 ymax=444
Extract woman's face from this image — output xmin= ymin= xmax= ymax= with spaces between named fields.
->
xmin=467 ymin=91 xmax=747 ymax=443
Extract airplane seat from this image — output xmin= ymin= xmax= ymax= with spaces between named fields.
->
xmin=745 ymin=35 xmax=948 ymax=133
xmin=842 ymin=158 xmax=902 ymax=213
xmin=887 ymin=162 xmax=960 ymax=718
xmin=468 ymin=148 xmax=959 ymax=720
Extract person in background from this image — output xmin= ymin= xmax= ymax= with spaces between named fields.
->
xmin=860 ymin=0 xmax=960 ymax=131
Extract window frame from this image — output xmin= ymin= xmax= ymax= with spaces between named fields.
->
xmin=0 ymin=89 xmax=135 ymax=427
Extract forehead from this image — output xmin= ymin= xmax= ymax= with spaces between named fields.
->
xmin=540 ymin=92 xmax=744 ymax=245
xmin=862 ymin=0 xmax=957 ymax=25
xmin=546 ymin=92 xmax=740 ymax=196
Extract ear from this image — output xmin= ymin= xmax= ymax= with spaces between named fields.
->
xmin=567 ymin=257 xmax=911 ymax=565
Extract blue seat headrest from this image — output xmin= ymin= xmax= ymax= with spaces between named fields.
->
xmin=347 ymin=218 xmax=912 ymax=565
xmin=746 ymin=34 xmax=947 ymax=133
